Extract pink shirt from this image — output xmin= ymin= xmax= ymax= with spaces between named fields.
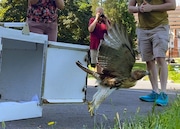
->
xmin=89 ymin=17 xmax=108 ymax=49
xmin=27 ymin=0 xmax=58 ymax=23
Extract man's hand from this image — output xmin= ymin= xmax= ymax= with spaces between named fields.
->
xmin=95 ymin=12 xmax=101 ymax=21
xmin=140 ymin=0 xmax=152 ymax=12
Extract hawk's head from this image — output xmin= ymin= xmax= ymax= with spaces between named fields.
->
xmin=131 ymin=70 xmax=150 ymax=80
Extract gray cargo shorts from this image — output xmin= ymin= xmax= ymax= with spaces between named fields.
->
xmin=137 ymin=25 xmax=169 ymax=61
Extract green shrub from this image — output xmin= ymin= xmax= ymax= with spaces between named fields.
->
xmin=168 ymin=65 xmax=174 ymax=71
xmin=168 ymin=71 xmax=180 ymax=83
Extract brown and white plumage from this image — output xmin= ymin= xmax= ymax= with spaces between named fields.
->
xmin=76 ymin=23 xmax=149 ymax=116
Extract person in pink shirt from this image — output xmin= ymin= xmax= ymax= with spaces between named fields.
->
xmin=88 ymin=7 xmax=111 ymax=73
xmin=27 ymin=0 xmax=64 ymax=41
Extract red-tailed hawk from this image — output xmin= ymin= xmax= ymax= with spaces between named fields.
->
xmin=76 ymin=23 xmax=149 ymax=116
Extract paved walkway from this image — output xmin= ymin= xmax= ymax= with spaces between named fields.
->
xmin=3 ymin=79 xmax=180 ymax=129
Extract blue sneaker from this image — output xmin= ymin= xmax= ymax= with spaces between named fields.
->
xmin=155 ymin=92 xmax=168 ymax=106
xmin=139 ymin=91 xmax=159 ymax=102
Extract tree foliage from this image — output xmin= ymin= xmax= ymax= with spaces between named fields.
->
xmin=89 ymin=0 xmax=99 ymax=14
xmin=103 ymin=0 xmax=137 ymax=44
xmin=0 ymin=0 xmax=27 ymax=22
xmin=58 ymin=0 xmax=92 ymax=44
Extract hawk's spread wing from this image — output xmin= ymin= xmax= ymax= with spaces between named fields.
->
xmin=76 ymin=23 xmax=149 ymax=116
xmin=98 ymin=23 xmax=135 ymax=78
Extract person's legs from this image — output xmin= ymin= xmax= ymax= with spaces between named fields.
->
xmin=28 ymin=20 xmax=44 ymax=34
xmin=90 ymin=49 xmax=102 ymax=73
xmin=90 ymin=49 xmax=98 ymax=68
xmin=156 ymin=57 xmax=168 ymax=92
xmin=154 ymin=57 xmax=168 ymax=106
xmin=140 ymin=60 xmax=168 ymax=106
xmin=139 ymin=25 xmax=169 ymax=105
xmin=45 ymin=22 xmax=58 ymax=41
xmin=137 ymin=28 xmax=159 ymax=102
xmin=152 ymin=25 xmax=169 ymax=106
xmin=139 ymin=59 xmax=159 ymax=102
xmin=146 ymin=60 xmax=159 ymax=93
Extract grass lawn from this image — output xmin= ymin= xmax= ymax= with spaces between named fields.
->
xmin=112 ymin=94 xmax=180 ymax=129
xmin=134 ymin=59 xmax=180 ymax=83
xmin=88 ymin=58 xmax=180 ymax=83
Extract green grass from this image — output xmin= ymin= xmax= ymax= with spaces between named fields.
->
xmin=118 ymin=94 xmax=180 ymax=129
xmin=133 ymin=61 xmax=180 ymax=83
xmin=82 ymin=94 xmax=180 ymax=129
xmin=175 ymin=58 xmax=180 ymax=63
xmin=89 ymin=60 xmax=180 ymax=83
xmin=133 ymin=62 xmax=146 ymax=71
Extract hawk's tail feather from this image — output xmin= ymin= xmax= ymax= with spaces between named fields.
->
xmin=76 ymin=61 xmax=100 ymax=79
xmin=87 ymin=86 xmax=116 ymax=116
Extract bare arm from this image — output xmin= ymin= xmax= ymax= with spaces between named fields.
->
xmin=140 ymin=0 xmax=176 ymax=12
xmin=128 ymin=0 xmax=176 ymax=13
xmin=128 ymin=0 xmax=139 ymax=13
xmin=88 ymin=13 xmax=100 ymax=32
xmin=55 ymin=0 xmax=65 ymax=10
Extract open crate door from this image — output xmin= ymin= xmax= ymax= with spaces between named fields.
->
xmin=0 ymin=26 xmax=48 ymax=122
xmin=43 ymin=41 xmax=89 ymax=103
